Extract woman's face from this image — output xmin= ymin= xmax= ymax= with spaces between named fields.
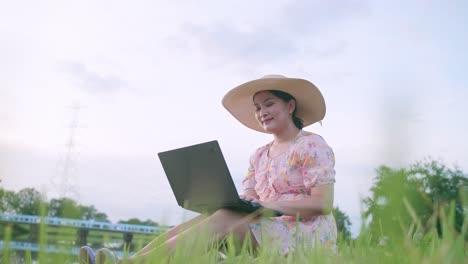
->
xmin=253 ymin=91 xmax=295 ymax=133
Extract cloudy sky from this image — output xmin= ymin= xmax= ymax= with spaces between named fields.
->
xmin=1 ymin=0 xmax=467 ymax=236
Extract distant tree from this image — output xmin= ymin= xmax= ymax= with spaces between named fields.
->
xmin=14 ymin=188 xmax=46 ymax=215
xmin=119 ymin=218 xmax=159 ymax=226
xmin=408 ymin=159 xmax=466 ymax=236
xmin=363 ymin=159 xmax=466 ymax=242
xmin=48 ymin=198 xmax=81 ymax=219
xmin=80 ymin=205 xmax=109 ymax=222
xmin=333 ymin=206 xmax=352 ymax=241
xmin=48 ymin=197 xmax=109 ymax=222
xmin=0 ymin=188 xmax=30 ymax=236
xmin=0 ymin=188 xmax=17 ymax=214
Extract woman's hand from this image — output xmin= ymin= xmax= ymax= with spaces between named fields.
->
xmin=240 ymin=194 xmax=283 ymax=216
xmin=258 ymin=201 xmax=278 ymax=211
xmin=255 ymin=201 xmax=283 ymax=216
xmin=239 ymin=194 xmax=259 ymax=203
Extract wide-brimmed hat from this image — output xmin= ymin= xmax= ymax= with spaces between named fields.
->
xmin=222 ymin=74 xmax=326 ymax=133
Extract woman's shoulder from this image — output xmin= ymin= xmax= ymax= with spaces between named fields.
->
xmin=251 ymin=142 xmax=270 ymax=156
xmin=296 ymin=130 xmax=331 ymax=148
xmin=249 ymin=141 xmax=271 ymax=162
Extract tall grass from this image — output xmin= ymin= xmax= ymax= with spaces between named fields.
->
xmin=1 ymin=201 xmax=465 ymax=264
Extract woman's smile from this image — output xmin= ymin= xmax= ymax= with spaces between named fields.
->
xmin=262 ymin=117 xmax=273 ymax=125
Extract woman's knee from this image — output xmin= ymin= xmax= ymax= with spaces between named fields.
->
xmin=209 ymin=209 xmax=253 ymax=232
xmin=213 ymin=208 xmax=235 ymax=216
xmin=168 ymin=215 xmax=207 ymax=236
xmin=212 ymin=210 xmax=256 ymax=243
xmin=211 ymin=209 xmax=248 ymax=220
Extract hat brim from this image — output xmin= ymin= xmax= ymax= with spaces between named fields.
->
xmin=222 ymin=77 xmax=326 ymax=133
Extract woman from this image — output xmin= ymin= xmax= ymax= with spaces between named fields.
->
xmin=79 ymin=74 xmax=337 ymax=264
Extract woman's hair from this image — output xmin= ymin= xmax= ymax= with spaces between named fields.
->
xmin=254 ymin=90 xmax=304 ymax=130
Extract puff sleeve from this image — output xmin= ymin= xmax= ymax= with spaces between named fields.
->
xmin=242 ymin=153 xmax=257 ymax=192
xmin=300 ymin=135 xmax=336 ymax=189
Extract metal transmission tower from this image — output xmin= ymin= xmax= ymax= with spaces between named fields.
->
xmin=51 ymin=103 xmax=82 ymax=199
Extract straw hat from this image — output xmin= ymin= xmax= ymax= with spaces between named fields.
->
xmin=222 ymin=74 xmax=326 ymax=133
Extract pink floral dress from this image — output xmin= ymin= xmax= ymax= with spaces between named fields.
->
xmin=243 ymin=130 xmax=337 ymax=254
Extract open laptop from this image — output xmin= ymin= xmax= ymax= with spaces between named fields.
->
xmin=158 ymin=140 xmax=281 ymax=216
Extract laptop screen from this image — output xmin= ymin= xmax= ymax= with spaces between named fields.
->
xmin=158 ymin=141 xmax=241 ymax=213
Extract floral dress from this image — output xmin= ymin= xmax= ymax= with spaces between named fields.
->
xmin=243 ymin=130 xmax=337 ymax=254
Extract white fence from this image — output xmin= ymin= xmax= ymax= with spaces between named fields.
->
xmin=0 ymin=241 xmax=128 ymax=257
xmin=0 ymin=213 xmax=169 ymax=234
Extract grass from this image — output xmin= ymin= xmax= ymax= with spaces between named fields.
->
xmin=1 ymin=206 xmax=466 ymax=263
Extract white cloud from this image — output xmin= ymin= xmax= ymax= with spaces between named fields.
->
xmin=59 ymin=61 xmax=128 ymax=95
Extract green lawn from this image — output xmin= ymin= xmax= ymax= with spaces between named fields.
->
xmin=1 ymin=215 xmax=466 ymax=264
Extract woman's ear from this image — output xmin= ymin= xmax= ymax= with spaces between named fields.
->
xmin=288 ymin=100 xmax=296 ymax=114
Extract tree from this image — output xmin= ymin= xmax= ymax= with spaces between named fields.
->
xmin=48 ymin=197 xmax=109 ymax=222
xmin=119 ymin=218 xmax=159 ymax=226
xmin=14 ymin=188 xmax=46 ymax=215
xmin=0 ymin=188 xmax=47 ymax=215
xmin=79 ymin=205 xmax=109 ymax=222
xmin=0 ymin=188 xmax=31 ymax=237
xmin=0 ymin=188 xmax=17 ymax=214
xmin=48 ymin=198 xmax=81 ymax=219
xmin=333 ymin=206 xmax=352 ymax=241
xmin=0 ymin=187 xmax=108 ymax=221
xmin=363 ymin=159 xmax=466 ymax=242
xmin=408 ymin=159 xmax=466 ymax=236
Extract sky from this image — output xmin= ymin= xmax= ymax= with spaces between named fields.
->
xmin=1 ymin=0 xmax=467 ymax=236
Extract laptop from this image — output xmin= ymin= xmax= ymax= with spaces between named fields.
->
xmin=158 ymin=140 xmax=281 ymax=216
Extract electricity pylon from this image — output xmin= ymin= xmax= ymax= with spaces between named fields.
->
xmin=51 ymin=102 xmax=82 ymax=199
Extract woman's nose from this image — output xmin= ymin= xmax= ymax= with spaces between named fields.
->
xmin=258 ymin=109 xmax=267 ymax=117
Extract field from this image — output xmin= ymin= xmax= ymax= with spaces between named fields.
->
xmin=1 ymin=211 xmax=465 ymax=264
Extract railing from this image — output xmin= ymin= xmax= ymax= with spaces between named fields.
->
xmin=0 ymin=213 xmax=169 ymax=234
xmin=0 ymin=241 xmax=128 ymax=257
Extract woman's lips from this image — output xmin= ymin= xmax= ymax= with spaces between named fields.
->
xmin=262 ymin=118 xmax=273 ymax=125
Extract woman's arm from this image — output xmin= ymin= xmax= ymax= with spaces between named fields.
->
xmin=263 ymin=134 xmax=336 ymax=217
xmin=261 ymin=184 xmax=334 ymax=217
